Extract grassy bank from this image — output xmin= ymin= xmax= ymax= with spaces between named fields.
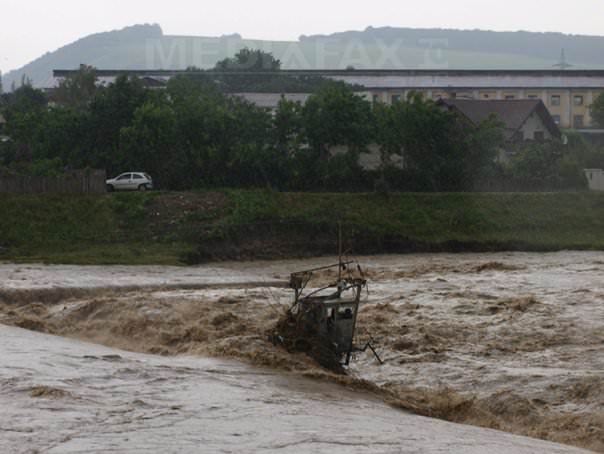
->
xmin=2 ymin=190 xmax=604 ymax=265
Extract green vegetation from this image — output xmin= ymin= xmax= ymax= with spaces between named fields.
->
xmin=1 ymin=57 xmax=601 ymax=194
xmin=0 ymin=69 xmax=509 ymax=192
xmin=184 ymin=49 xmax=335 ymax=93
xmin=591 ymin=92 xmax=604 ymax=128
xmin=0 ymin=192 xmax=182 ymax=264
xmin=2 ymin=191 xmax=604 ymax=265
xmin=505 ymin=132 xmax=604 ymax=189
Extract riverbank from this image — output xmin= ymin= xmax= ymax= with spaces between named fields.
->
xmin=2 ymin=190 xmax=604 ymax=265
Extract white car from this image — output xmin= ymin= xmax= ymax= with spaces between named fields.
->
xmin=106 ymin=172 xmax=154 ymax=192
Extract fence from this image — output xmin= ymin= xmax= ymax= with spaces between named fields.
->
xmin=0 ymin=170 xmax=107 ymax=195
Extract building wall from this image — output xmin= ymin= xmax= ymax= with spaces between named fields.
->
xmin=585 ymin=169 xmax=604 ymax=191
xmin=368 ymin=88 xmax=603 ymax=129
xmin=518 ymin=111 xmax=553 ymax=141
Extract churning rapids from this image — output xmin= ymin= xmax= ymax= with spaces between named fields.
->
xmin=0 ymin=252 xmax=602 ymax=453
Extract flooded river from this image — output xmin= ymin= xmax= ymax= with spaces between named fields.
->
xmin=0 ymin=252 xmax=602 ymax=452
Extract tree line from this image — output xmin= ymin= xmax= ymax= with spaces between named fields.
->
xmin=1 ymin=52 xmax=603 ymax=192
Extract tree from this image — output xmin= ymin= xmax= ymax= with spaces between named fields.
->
xmin=294 ymin=82 xmax=374 ymax=189
xmin=302 ymin=81 xmax=373 ymax=158
xmin=212 ymin=49 xmax=315 ymax=92
xmin=374 ymin=93 xmax=505 ymax=191
xmin=2 ymin=83 xmax=47 ymax=120
xmin=86 ymin=75 xmax=148 ymax=174
xmin=590 ymin=92 xmax=604 ymax=128
xmin=375 ymin=93 xmax=457 ymax=191
xmin=54 ymin=65 xmax=98 ymax=111
xmin=227 ymin=97 xmax=278 ymax=188
xmin=167 ymin=76 xmax=233 ymax=187
xmin=462 ymin=114 xmax=506 ymax=184
xmin=214 ymin=48 xmax=281 ymax=72
xmin=120 ymin=99 xmax=183 ymax=189
xmin=273 ymin=97 xmax=304 ymax=159
xmin=507 ymin=141 xmax=588 ymax=189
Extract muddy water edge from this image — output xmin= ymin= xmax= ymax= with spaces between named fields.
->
xmin=0 ymin=252 xmax=602 ymax=452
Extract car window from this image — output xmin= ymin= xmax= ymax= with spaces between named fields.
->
xmin=117 ymin=174 xmax=131 ymax=181
xmin=133 ymin=174 xmax=143 ymax=180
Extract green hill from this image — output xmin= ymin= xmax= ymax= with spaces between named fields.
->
xmin=3 ymin=24 xmax=604 ymax=89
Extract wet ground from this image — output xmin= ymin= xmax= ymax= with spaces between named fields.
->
xmin=0 ymin=252 xmax=603 ymax=452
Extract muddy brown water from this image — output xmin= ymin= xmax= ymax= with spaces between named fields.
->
xmin=0 ymin=252 xmax=603 ymax=452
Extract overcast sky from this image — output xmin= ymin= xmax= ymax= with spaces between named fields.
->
xmin=1 ymin=0 xmax=602 ymax=74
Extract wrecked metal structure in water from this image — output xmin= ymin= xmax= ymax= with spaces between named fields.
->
xmin=270 ymin=258 xmax=382 ymax=372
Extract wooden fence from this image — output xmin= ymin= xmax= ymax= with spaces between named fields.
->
xmin=0 ymin=170 xmax=107 ymax=195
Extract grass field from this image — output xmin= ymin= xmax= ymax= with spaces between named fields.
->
xmin=2 ymin=190 xmax=604 ymax=265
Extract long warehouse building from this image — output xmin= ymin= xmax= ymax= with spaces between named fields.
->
xmin=53 ymin=69 xmax=604 ymax=130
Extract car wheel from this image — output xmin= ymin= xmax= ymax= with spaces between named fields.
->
xmin=107 ymin=184 xmax=114 ymax=192
xmin=138 ymin=184 xmax=147 ymax=192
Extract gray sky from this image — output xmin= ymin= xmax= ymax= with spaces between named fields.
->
xmin=1 ymin=0 xmax=602 ymax=74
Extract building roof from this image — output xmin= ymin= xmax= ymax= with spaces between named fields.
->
xmin=140 ymin=76 xmax=169 ymax=88
xmin=439 ymin=99 xmax=561 ymax=139
xmin=54 ymin=69 xmax=604 ymax=78
xmin=52 ymin=69 xmax=604 ymax=90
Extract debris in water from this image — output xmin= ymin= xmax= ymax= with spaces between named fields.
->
xmin=269 ymin=257 xmax=382 ymax=373
xmin=29 ymin=386 xmax=70 ymax=399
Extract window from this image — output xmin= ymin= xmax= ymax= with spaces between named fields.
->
xmin=505 ymin=95 xmax=515 ymax=100
xmin=573 ymin=95 xmax=584 ymax=106
xmin=574 ymin=115 xmax=584 ymax=128
xmin=372 ymin=94 xmax=380 ymax=104
xmin=391 ymin=95 xmax=402 ymax=104
xmin=534 ymin=131 xmax=545 ymax=142
xmin=483 ymin=94 xmax=490 ymax=99
xmin=133 ymin=174 xmax=143 ymax=180
xmin=117 ymin=174 xmax=131 ymax=181
xmin=551 ymin=95 xmax=561 ymax=106
xmin=338 ymin=307 xmax=354 ymax=320
xmin=527 ymin=94 xmax=539 ymax=100
xmin=552 ymin=115 xmax=561 ymax=125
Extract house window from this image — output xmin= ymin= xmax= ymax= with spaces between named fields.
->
xmin=573 ymin=95 xmax=584 ymax=106
xmin=483 ymin=94 xmax=489 ymax=99
xmin=551 ymin=95 xmax=561 ymax=106
xmin=505 ymin=95 xmax=515 ymax=100
xmin=527 ymin=94 xmax=539 ymax=99
xmin=574 ymin=115 xmax=584 ymax=128
xmin=552 ymin=115 xmax=561 ymax=125
xmin=391 ymin=95 xmax=402 ymax=104
xmin=534 ymin=131 xmax=545 ymax=142
xmin=372 ymin=94 xmax=380 ymax=104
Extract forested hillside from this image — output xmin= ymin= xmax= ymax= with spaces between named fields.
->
xmin=3 ymin=24 xmax=604 ymax=89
